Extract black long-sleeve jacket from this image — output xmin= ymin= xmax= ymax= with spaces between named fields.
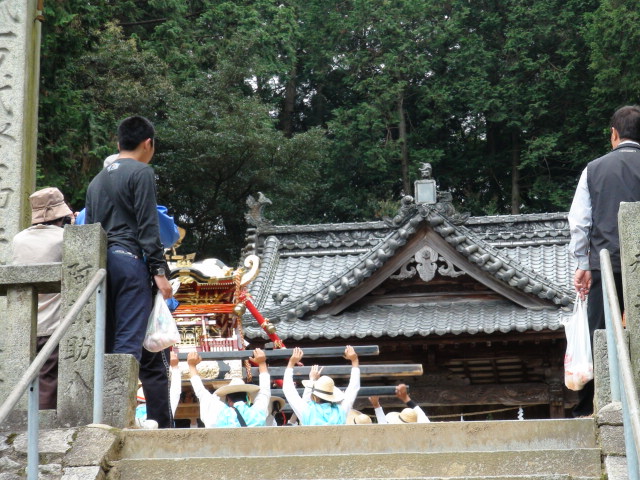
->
xmin=85 ymin=157 xmax=168 ymax=275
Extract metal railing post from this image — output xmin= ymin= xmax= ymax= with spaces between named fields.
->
xmin=601 ymin=249 xmax=640 ymax=480
xmin=93 ymin=276 xmax=107 ymax=424
xmin=27 ymin=378 xmax=39 ymax=480
xmin=603 ymin=280 xmax=621 ymax=401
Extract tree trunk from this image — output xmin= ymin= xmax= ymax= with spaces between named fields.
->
xmin=398 ymin=93 xmax=410 ymax=195
xmin=511 ymin=131 xmax=520 ymax=214
xmin=280 ymin=65 xmax=297 ymax=138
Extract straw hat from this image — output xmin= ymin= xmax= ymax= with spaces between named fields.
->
xmin=301 ymin=375 xmax=344 ymax=403
xmin=29 ymin=187 xmax=73 ymax=224
xmin=269 ymin=396 xmax=286 ymax=412
xmin=214 ymin=377 xmax=260 ymax=401
xmin=385 ymin=408 xmax=418 ymax=424
xmin=346 ymin=409 xmax=372 ymax=425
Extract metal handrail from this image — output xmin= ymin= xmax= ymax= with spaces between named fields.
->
xmin=0 ymin=268 xmax=106 ymax=480
xmin=601 ymin=249 xmax=640 ymax=479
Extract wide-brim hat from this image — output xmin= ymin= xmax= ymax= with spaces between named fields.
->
xmin=269 ymin=396 xmax=286 ymax=412
xmin=214 ymin=377 xmax=260 ymax=401
xmin=301 ymin=375 xmax=344 ymax=403
xmin=30 ymin=187 xmax=73 ymax=224
xmin=346 ymin=409 xmax=372 ymax=424
xmin=386 ymin=408 xmax=418 ymax=424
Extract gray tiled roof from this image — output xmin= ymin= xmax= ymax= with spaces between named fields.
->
xmin=243 ymin=300 xmax=570 ymax=341
xmin=496 ymin=244 xmax=576 ymax=289
xmin=242 ymin=197 xmax=575 ymax=340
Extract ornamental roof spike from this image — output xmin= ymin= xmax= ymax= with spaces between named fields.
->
xmin=245 ymin=192 xmax=273 ymax=228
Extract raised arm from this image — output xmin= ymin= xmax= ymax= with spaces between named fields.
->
xmin=303 ymin=365 xmax=324 ymax=402
xmin=283 ymin=347 xmax=307 ymax=422
xmin=396 ymin=383 xmax=429 ymax=423
xmin=250 ymin=348 xmax=271 ymax=414
xmin=187 ymin=352 xmax=224 ymax=427
xmin=340 ymin=345 xmax=361 ymax=415
xmin=369 ymin=396 xmax=387 ymax=424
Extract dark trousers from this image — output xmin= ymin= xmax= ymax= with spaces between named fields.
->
xmin=140 ymin=347 xmax=173 ymax=428
xmin=106 ymin=247 xmax=152 ymax=358
xmin=36 ymin=336 xmax=58 ymax=410
xmin=106 ymin=246 xmax=173 ymax=428
xmin=573 ymin=270 xmax=624 ymax=417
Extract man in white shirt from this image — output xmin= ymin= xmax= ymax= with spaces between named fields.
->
xmin=369 ymin=384 xmax=430 ymax=424
xmin=568 ymin=105 xmax=640 ymax=416
xmin=283 ymin=346 xmax=360 ymax=425
xmin=12 ymin=187 xmax=74 ymax=409
xmin=187 ymin=349 xmax=270 ymax=427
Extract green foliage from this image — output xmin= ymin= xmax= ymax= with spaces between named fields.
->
xmin=37 ymin=0 xmax=626 ymax=262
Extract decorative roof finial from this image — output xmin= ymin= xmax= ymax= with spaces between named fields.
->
xmin=245 ymin=192 xmax=273 ymax=227
xmin=419 ymin=162 xmax=433 ymax=180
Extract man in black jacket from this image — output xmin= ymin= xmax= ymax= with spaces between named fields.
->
xmin=86 ymin=116 xmax=174 ymax=427
xmin=568 ymin=105 xmax=640 ymax=416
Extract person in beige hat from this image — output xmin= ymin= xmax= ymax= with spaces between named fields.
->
xmin=370 ymin=384 xmax=430 ymax=424
xmin=187 ymin=348 xmax=270 ymax=427
xmin=346 ymin=409 xmax=372 ymax=425
xmin=11 ymin=187 xmax=74 ymax=409
xmin=283 ymin=346 xmax=360 ymax=425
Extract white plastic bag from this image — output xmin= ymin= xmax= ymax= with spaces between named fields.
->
xmin=563 ymin=294 xmax=593 ymax=391
xmin=143 ymin=292 xmax=180 ymax=352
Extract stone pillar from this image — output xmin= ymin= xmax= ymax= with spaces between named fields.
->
xmin=619 ymin=202 xmax=640 ymax=389
xmin=57 ymin=225 xmax=106 ymax=426
xmin=103 ymin=354 xmax=139 ymax=428
xmin=0 ymin=0 xmax=42 ymax=264
xmin=0 ymin=284 xmax=36 ymax=426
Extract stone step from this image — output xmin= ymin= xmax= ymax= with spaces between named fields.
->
xmin=108 ymin=449 xmax=602 ymax=480
xmin=118 ymin=419 xmax=597 ymax=459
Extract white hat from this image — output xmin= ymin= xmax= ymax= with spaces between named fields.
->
xmin=103 ymin=154 xmax=119 ymax=168
xmin=347 ymin=409 xmax=372 ymax=424
xmin=214 ymin=377 xmax=260 ymax=401
xmin=385 ymin=408 xmax=418 ymax=424
xmin=301 ymin=375 xmax=344 ymax=403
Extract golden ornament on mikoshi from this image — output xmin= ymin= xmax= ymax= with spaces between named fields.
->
xmin=263 ymin=320 xmax=277 ymax=335
xmin=233 ymin=303 xmax=247 ymax=317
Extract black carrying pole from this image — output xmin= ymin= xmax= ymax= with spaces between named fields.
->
xmin=176 ymin=345 xmax=379 ymax=361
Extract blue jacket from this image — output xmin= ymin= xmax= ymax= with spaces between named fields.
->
xmin=76 ymin=205 xmax=180 ymax=249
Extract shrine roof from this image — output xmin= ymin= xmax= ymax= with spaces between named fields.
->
xmin=242 ymin=193 xmax=575 ymax=340
xmin=243 ymin=300 xmax=569 ymax=341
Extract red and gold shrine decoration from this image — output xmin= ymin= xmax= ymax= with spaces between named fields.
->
xmin=167 ymin=254 xmax=285 ymax=352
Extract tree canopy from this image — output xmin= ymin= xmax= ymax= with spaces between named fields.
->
xmin=37 ymin=0 xmax=639 ymax=263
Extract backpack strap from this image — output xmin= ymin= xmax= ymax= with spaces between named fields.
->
xmin=232 ymin=406 xmax=248 ymax=427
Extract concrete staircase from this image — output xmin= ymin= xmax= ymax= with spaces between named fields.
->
xmin=106 ymin=419 xmax=602 ymax=480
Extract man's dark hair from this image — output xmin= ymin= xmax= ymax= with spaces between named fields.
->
xmin=227 ymin=392 xmax=248 ymax=404
xmin=118 ymin=116 xmax=155 ymax=151
xmin=611 ymin=105 xmax=640 ymax=142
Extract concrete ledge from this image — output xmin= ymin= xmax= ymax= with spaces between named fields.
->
xmin=119 ymin=419 xmax=598 ymax=459
xmin=0 ymin=263 xmax=61 ymax=294
xmin=110 ymin=449 xmax=602 ymax=480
